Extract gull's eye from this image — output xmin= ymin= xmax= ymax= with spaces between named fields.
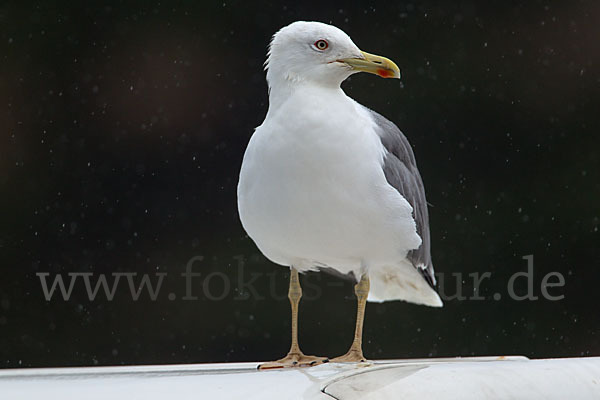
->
xmin=314 ymin=39 xmax=329 ymax=50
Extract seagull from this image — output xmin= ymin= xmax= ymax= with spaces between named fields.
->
xmin=238 ymin=21 xmax=442 ymax=369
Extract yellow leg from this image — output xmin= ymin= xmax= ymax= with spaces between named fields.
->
xmin=331 ymin=274 xmax=370 ymax=363
xmin=258 ymin=268 xmax=329 ymax=369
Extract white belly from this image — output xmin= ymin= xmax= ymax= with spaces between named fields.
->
xmin=237 ymin=88 xmax=421 ymax=275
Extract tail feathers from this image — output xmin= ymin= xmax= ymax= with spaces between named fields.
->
xmin=367 ymin=262 xmax=443 ymax=307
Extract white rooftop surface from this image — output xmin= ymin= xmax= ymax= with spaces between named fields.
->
xmin=1 ymin=356 xmax=599 ymax=399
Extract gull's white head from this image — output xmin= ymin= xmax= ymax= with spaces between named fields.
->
xmin=265 ymin=21 xmax=400 ymax=89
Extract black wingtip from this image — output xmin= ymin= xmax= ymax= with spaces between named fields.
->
xmin=417 ymin=266 xmax=437 ymax=290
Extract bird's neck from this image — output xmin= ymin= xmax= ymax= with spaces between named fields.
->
xmin=266 ymin=78 xmax=345 ymax=117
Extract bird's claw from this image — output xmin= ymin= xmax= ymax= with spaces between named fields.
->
xmin=258 ymin=352 xmax=329 ymax=370
xmin=331 ymin=348 xmax=367 ymax=363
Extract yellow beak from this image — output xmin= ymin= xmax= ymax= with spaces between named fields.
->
xmin=340 ymin=51 xmax=401 ymax=79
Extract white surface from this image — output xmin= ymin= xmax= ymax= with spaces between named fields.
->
xmin=237 ymin=21 xmax=440 ymax=305
xmin=2 ymin=356 xmax=600 ymax=399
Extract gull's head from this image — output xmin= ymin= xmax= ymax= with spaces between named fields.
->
xmin=265 ymin=21 xmax=401 ymax=88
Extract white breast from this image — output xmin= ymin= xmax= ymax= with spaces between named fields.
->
xmin=237 ymin=86 xmax=421 ymax=275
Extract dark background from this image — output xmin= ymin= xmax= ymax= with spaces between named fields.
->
xmin=1 ymin=1 xmax=599 ymax=368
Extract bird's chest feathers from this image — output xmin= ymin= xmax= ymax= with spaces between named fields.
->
xmin=243 ymin=94 xmax=388 ymax=236
xmin=265 ymin=92 xmax=383 ymax=181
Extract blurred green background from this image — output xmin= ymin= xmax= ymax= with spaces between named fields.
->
xmin=1 ymin=1 xmax=599 ymax=368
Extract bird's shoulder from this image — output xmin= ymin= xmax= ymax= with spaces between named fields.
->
xmin=363 ymin=107 xmax=417 ymax=167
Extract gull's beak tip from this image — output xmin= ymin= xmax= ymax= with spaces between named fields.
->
xmin=341 ymin=50 xmax=401 ymax=80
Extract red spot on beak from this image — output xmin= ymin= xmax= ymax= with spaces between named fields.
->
xmin=377 ymin=69 xmax=393 ymax=78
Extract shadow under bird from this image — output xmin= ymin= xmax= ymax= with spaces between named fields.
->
xmin=238 ymin=21 xmax=442 ymax=369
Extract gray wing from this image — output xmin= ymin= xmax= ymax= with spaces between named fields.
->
xmin=367 ymin=108 xmax=436 ymax=288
